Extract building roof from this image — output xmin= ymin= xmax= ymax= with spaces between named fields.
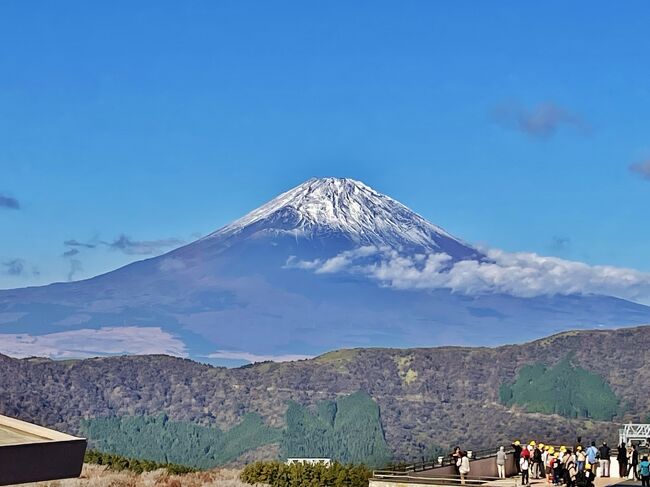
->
xmin=0 ymin=423 xmax=49 ymax=445
xmin=0 ymin=415 xmax=79 ymax=445
xmin=0 ymin=415 xmax=87 ymax=486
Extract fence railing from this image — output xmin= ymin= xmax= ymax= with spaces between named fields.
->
xmin=380 ymin=447 xmax=513 ymax=474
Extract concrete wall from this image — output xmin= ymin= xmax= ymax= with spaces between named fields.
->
xmin=414 ymin=453 xmax=518 ymax=479
xmin=371 ymin=453 xmax=519 ymax=487
xmin=0 ymin=439 xmax=87 ymax=486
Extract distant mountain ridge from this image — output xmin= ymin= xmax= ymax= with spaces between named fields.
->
xmin=1 ymin=177 xmax=650 ymax=360
xmin=1 ymin=326 xmax=649 ymax=466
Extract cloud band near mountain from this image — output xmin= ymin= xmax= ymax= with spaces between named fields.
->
xmin=287 ymin=246 xmax=650 ymax=301
xmin=207 ymin=350 xmax=313 ymax=364
xmin=0 ymin=326 xmax=187 ymax=359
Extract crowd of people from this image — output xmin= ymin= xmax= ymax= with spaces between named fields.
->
xmin=502 ymin=439 xmax=650 ymax=487
xmin=448 ymin=439 xmax=650 ymax=487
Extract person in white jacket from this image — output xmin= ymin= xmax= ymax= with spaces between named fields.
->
xmin=458 ymin=451 xmax=471 ymax=485
xmin=520 ymin=453 xmax=530 ymax=485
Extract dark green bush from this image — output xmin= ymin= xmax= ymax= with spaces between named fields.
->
xmin=84 ymin=449 xmax=197 ymax=474
xmin=240 ymin=460 xmax=372 ymax=487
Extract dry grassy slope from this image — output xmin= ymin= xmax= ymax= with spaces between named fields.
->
xmin=18 ymin=465 xmax=250 ymax=487
xmin=0 ymin=326 xmax=648 ymax=463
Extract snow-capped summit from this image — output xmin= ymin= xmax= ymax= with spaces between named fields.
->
xmin=207 ymin=177 xmax=481 ymax=259
xmin=3 ymin=177 xmax=650 ymax=362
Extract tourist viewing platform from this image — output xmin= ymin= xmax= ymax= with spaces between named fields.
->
xmin=370 ymin=441 xmax=650 ymax=487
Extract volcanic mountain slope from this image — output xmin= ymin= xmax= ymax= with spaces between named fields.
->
xmin=1 ymin=326 xmax=649 ymax=466
xmin=1 ymin=177 xmax=650 ymax=359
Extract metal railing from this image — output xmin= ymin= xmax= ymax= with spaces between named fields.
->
xmin=379 ymin=447 xmax=514 ymax=474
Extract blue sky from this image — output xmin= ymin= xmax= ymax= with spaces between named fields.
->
xmin=1 ymin=1 xmax=650 ymax=289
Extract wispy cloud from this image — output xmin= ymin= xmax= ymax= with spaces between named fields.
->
xmin=67 ymin=259 xmax=83 ymax=281
xmin=288 ymin=246 xmax=650 ymax=301
xmin=0 ymin=326 xmax=188 ymax=359
xmin=103 ymin=234 xmax=183 ymax=255
xmin=0 ymin=194 xmax=20 ymax=210
xmin=64 ymin=239 xmax=96 ymax=249
xmin=630 ymin=159 xmax=650 ymax=180
xmin=3 ymin=259 xmax=25 ymax=276
xmin=208 ymin=350 xmax=313 ymax=364
xmin=492 ymin=101 xmax=589 ymax=138
xmin=63 ymin=248 xmax=80 ymax=258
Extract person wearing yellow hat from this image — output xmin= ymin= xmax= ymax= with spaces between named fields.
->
xmin=575 ymin=457 xmax=594 ymax=487
xmin=551 ymin=452 xmax=561 ymax=485
xmin=512 ymin=441 xmax=523 ymax=474
xmin=526 ymin=441 xmax=535 ymax=477
xmin=565 ymin=448 xmax=577 ymax=487
xmin=576 ymin=445 xmax=586 ymax=472
xmin=584 ymin=462 xmax=595 ymax=487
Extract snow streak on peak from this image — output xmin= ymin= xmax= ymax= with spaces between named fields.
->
xmin=208 ymin=177 xmax=477 ymax=255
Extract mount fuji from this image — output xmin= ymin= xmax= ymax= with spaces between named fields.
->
xmin=2 ymin=177 xmax=650 ymax=362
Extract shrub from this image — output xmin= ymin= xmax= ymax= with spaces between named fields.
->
xmin=240 ymin=460 xmax=372 ymax=487
xmin=84 ymin=449 xmax=197 ymax=474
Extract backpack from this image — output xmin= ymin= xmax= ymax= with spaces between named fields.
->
xmin=575 ymin=472 xmax=589 ymax=487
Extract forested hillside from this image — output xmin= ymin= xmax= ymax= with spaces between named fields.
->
xmin=81 ymin=413 xmax=282 ymax=468
xmin=282 ymin=391 xmax=392 ymax=466
xmin=79 ymin=392 xmax=391 ymax=468
xmin=499 ymin=358 xmax=620 ymax=420
xmin=1 ymin=326 xmax=649 ymax=466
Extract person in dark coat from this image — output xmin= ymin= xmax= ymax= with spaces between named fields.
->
xmin=451 ymin=446 xmax=461 ymax=477
xmin=617 ymin=443 xmax=628 ymax=478
xmin=512 ymin=440 xmax=522 ymax=474
xmin=598 ymin=442 xmax=611 ymax=477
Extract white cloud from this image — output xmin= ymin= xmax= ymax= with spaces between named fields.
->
xmin=0 ymin=326 xmax=188 ymax=359
xmin=208 ymin=349 xmax=313 ymax=364
xmin=290 ymin=247 xmax=650 ymax=301
xmin=285 ymin=245 xmax=383 ymax=274
xmin=315 ymin=245 xmax=378 ymax=274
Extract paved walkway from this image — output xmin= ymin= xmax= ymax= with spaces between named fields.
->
xmin=483 ymin=476 xmax=634 ymax=487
